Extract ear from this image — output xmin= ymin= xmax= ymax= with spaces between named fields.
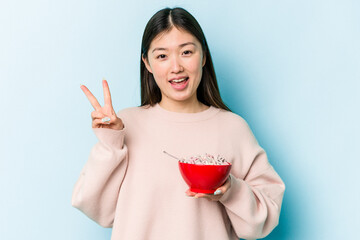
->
xmin=202 ymin=53 xmax=206 ymax=67
xmin=142 ymin=55 xmax=153 ymax=73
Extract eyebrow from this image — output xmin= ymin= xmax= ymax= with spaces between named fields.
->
xmin=151 ymin=42 xmax=196 ymax=53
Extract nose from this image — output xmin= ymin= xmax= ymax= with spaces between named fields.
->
xmin=171 ymin=56 xmax=183 ymax=73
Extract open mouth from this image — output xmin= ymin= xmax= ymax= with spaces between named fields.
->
xmin=169 ymin=77 xmax=189 ymax=84
xmin=169 ymin=77 xmax=189 ymax=90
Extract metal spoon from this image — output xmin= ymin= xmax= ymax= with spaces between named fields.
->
xmin=163 ymin=151 xmax=182 ymax=161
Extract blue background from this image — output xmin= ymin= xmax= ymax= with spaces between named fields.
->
xmin=1 ymin=0 xmax=359 ymax=239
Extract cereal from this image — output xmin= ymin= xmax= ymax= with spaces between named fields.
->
xmin=163 ymin=151 xmax=230 ymax=165
xmin=179 ymin=153 xmax=229 ymax=165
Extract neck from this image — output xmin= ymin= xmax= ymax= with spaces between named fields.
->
xmin=159 ymin=97 xmax=209 ymax=113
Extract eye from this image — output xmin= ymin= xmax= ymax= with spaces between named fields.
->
xmin=156 ymin=54 xmax=166 ymax=59
xmin=183 ymin=50 xmax=193 ymax=55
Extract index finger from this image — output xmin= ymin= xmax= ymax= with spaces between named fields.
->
xmin=80 ymin=85 xmax=102 ymax=111
xmin=102 ymin=79 xmax=113 ymax=107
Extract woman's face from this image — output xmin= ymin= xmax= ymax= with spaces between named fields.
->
xmin=142 ymin=27 xmax=206 ymax=105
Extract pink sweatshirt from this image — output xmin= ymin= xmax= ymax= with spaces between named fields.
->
xmin=71 ymin=103 xmax=285 ymax=240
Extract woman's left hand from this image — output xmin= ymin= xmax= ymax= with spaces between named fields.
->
xmin=185 ymin=176 xmax=231 ymax=201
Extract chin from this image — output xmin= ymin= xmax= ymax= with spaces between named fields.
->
xmin=172 ymin=95 xmax=196 ymax=103
xmin=165 ymin=89 xmax=197 ymax=103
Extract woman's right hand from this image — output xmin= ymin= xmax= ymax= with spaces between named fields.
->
xmin=80 ymin=79 xmax=124 ymax=130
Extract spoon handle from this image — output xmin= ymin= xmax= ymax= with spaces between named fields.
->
xmin=163 ymin=151 xmax=181 ymax=161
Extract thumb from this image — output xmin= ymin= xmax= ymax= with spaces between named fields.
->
xmin=213 ymin=188 xmax=223 ymax=195
xmin=214 ymin=185 xmax=227 ymax=195
xmin=214 ymin=177 xmax=231 ymax=195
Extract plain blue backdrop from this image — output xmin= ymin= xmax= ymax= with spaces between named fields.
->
xmin=0 ymin=0 xmax=359 ymax=239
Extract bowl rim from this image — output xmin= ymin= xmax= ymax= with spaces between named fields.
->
xmin=178 ymin=161 xmax=231 ymax=166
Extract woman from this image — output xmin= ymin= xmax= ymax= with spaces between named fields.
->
xmin=72 ymin=7 xmax=285 ymax=240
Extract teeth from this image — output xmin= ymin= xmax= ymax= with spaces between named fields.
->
xmin=172 ymin=77 xmax=187 ymax=83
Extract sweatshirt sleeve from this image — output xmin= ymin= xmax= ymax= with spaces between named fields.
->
xmin=71 ymin=127 xmax=128 ymax=228
xmin=219 ymin=118 xmax=285 ymax=239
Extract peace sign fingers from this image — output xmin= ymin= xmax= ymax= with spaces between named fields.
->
xmin=102 ymin=79 xmax=113 ymax=108
xmin=80 ymin=80 xmax=124 ymax=130
xmin=80 ymin=84 xmax=102 ymax=111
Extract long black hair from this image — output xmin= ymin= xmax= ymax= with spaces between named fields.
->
xmin=140 ymin=7 xmax=230 ymax=111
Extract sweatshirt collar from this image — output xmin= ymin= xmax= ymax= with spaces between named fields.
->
xmin=151 ymin=103 xmax=221 ymax=122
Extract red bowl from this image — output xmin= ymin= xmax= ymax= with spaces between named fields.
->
xmin=178 ymin=162 xmax=232 ymax=194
